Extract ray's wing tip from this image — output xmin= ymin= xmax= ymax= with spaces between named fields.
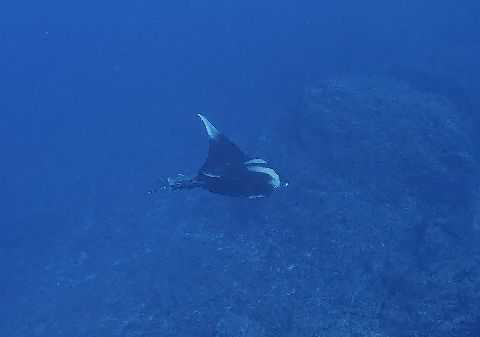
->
xmin=197 ymin=113 xmax=208 ymax=125
xmin=197 ymin=113 xmax=220 ymax=139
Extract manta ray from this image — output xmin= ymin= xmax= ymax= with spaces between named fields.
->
xmin=168 ymin=114 xmax=282 ymax=198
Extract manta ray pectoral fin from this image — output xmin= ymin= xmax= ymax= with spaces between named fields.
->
xmin=197 ymin=114 xmax=249 ymax=180
xmin=198 ymin=114 xmax=221 ymax=139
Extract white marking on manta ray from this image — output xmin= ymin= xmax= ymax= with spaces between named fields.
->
xmin=202 ymin=172 xmax=221 ymax=178
xmin=198 ymin=114 xmax=220 ymax=139
xmin=246 ymin=166 xmax=281 ymax=188
xmin=249 ymin=195 xmax=266 ymax=199
xmin=244 ymin=158 xmax=267 ymax=165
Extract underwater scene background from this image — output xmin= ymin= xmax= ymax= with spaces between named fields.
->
xmin=1 ymin=1 xmax=480 ymax=336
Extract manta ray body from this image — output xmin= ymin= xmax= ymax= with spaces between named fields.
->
xmin=169 ymin=114 xmax=281 ymax=198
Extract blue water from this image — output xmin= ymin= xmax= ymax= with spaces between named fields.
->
xmin=1 ymin=1 xmax=480 ymax=336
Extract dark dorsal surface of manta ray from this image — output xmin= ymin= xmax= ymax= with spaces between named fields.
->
xmin=169 ymin=114 xmax=281 ymax=198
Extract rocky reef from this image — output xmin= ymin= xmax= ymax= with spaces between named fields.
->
xmin=270 ymin=76 xmax=480 ymax=336
xmin=3 ymin=76 xmax=479 ymax=337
